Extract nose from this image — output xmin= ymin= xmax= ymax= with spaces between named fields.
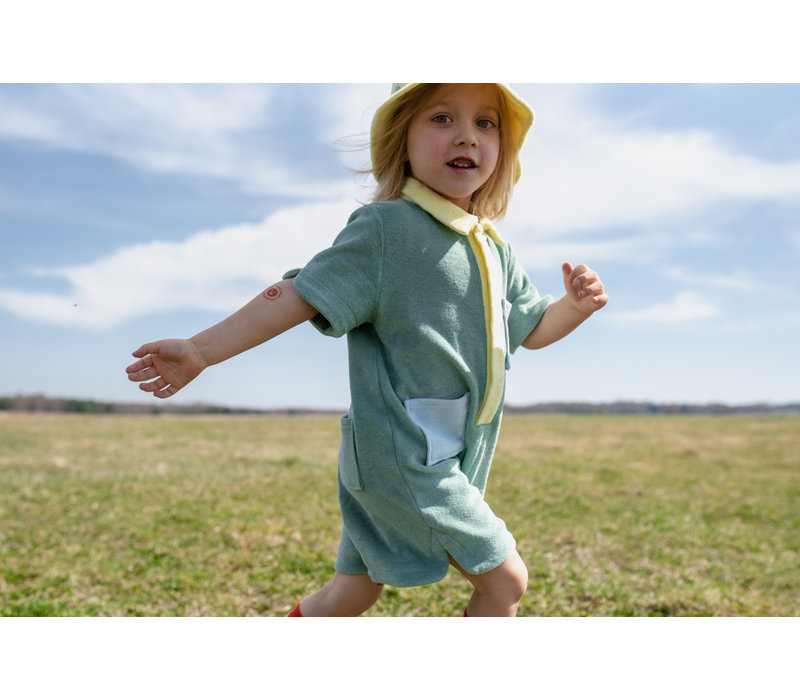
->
xmin=453 ymin=122 xmax=478 ymax=147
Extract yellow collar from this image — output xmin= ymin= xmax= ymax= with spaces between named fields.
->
xmin=401 ymin=178 xmax=505 ymax=247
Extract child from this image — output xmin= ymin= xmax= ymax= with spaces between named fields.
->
xmin=126 ymin=84 xmax=607 ymax=617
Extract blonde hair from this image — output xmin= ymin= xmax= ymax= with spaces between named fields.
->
xmin=368 ymin=84 xmax=520 ymax=220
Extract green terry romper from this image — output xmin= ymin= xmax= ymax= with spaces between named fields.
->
xmin=284 ymin=195 xmax=551 ymax=587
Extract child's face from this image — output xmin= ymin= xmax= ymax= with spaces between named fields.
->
xmin=406 ymin=84 xmax=501 ymax=212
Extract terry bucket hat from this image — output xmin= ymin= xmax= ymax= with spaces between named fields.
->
xmin=370 ymin=83 xmax=534 ymax=183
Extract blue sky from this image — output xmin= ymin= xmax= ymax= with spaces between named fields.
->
xmin=1 ymin=82 xmax=799 ymax=409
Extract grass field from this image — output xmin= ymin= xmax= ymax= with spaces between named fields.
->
xmin=0 ymin=412 xmax=797 ymax=616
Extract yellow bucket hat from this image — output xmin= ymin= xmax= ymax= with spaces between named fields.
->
xmin=370 ymin=83 xmax=534 ymax=183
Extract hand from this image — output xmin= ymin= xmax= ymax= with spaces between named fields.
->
xmin=126 ymin=339 xmax=208 ymax=399
xmin=562 ymin=262 xmax=608 ymax=316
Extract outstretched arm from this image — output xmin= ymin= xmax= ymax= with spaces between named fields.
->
xmin=522 ymin=262 xmax=607 ymax=350
xmin=126 ymin=278 xmax=318 ymax=398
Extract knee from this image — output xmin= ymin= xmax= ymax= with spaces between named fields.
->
xmin=483 ymin=554 xmax=528 ymax=606
xmin=502 ymin=557 xmax=529 ymax=604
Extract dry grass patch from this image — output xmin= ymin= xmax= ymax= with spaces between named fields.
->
xmin=1 ymin=412 xmax=797 ymax=616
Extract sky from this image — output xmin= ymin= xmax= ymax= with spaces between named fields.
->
xmin=2 ymin=81 xmax=798 ymax=410
xmin=1 ymin=0 xmax=799 ymax=411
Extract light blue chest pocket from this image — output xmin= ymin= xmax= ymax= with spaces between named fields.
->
xmin=404 ymin=392 xmax=470 ymax=467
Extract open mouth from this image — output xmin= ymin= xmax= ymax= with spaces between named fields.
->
xmin=447 ymin=158 xmax=476 ymax=169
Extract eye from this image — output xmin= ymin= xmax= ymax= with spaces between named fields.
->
xmin=477 ymin=117 xmax=497 ymax=129
xmin=431 ymin=113 xmax=452 ymax=123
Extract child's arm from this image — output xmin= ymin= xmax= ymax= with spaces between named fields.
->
xmin=522 ymin=262 xmax=607 ymax=350
xmin=125 ymin=278 xmax=318 ymax=399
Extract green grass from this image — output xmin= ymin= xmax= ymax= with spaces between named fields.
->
xmin=1 ymin=412 xmax=797 ymax=616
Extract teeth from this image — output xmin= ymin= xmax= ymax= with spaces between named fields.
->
xmin=449 ymin=160 xmax=474 ymax=168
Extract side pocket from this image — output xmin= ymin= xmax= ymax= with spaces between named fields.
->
xmin=404 ymin=393 xmax=470 ymax=467
xmin=502 ymin=298 xmax=513 ymax=370
xmin=338 ymin=415 xmax=363 ymax=491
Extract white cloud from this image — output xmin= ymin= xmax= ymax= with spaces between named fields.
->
xmin=661 ymin=266 xmax=759 ymax=292
xmin=1 ymin=84 xmax=267 ymax=151
xmin=0 ymin=197 xmax=360 ymax=329
xmin=505 ymin=85 xmax=800 ymax=238
xmin=0 ymin=84 xmax=355 ymax=199
xmin=0 ymin=98 xmax=61 ymax=141
xmin=604 ymin=291 xmax=720 ymax=325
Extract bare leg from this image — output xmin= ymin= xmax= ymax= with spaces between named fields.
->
xmin=450 ymin=551 xmax=528 ymax=617
xmin=297 ymin=572 xmax=384 ymax=617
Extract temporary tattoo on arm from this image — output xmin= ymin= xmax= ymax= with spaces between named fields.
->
xmin=263 ymin=285 xmax=283 ymax=300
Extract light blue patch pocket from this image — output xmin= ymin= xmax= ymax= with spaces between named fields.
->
xmin=404 ymin=392 xmax=470 ymax=467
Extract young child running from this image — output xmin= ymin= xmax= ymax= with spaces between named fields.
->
xmin=126 ymin=84 xmax=607 ymax=617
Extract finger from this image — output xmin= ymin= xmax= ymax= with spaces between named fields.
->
xmin=140 ymin=374 xmax=184 ymax=397
xmin=591 ymin=293 xmax=609 ymax=309
xmin=126 ymin=355 xmax=154 ymax=375
xmin=567 ymin=263 xmax=589 ymax=284
xmin=128 ymin=366 xmax=159 ymax=382
xmin=153 ymin=384 xmax=179 ymax=399
xmin=577 ymin=280 xmax=604 ymax=298
xmin=569 ymin=266 xmax=595 ymax=288
xmin=131 ymin=341 xmax=162 ymax=359
xmin=138 ymin=376 xmax=168 ymax=394
xmin=574 ymin=273 xmax=601 ymax=295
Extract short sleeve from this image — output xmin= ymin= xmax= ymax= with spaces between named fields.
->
xmin=284 ymin=205 xmax=384 ymax=338
xmin=504 ymin=243 xmax=553 ymax=353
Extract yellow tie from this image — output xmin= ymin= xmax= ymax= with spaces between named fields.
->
xmin=401 ymin=178 xmax=507 ymax=425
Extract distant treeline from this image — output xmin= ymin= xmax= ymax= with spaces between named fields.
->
xmin=505 ymin=402 xmax=800 ymax=416
xmin=0 ymin=394 xmax=332 ymax=416
xmin=1 ymin=394 xmax=798 ymax=416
